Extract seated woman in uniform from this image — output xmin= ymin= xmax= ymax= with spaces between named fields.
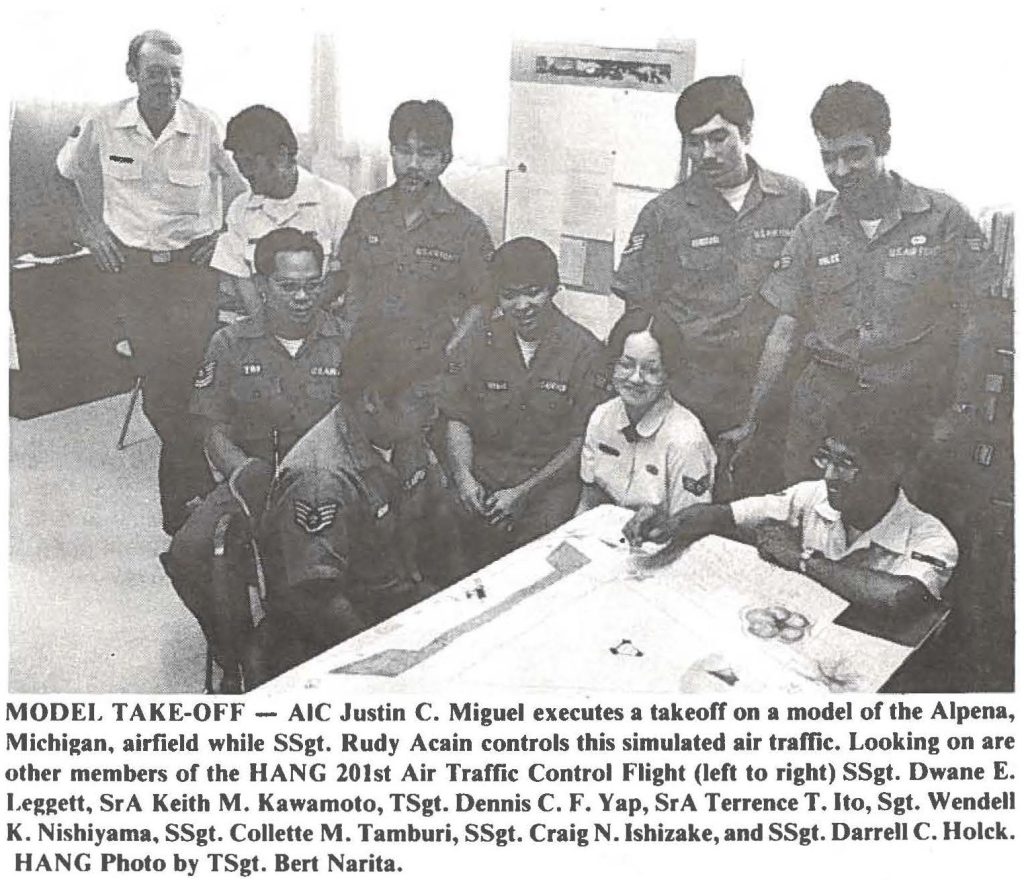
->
xmin=575 ymin=307 xmax=716 ymax=516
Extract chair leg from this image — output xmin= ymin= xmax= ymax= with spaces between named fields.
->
xmin=204 ymin=643 xmax=215 ymax=693
xmin=116 ymin=376 xmax=144 ymax=450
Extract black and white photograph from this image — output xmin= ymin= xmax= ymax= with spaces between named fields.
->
xmin=5 ymin=1 xmax=1017 ymax=699
xmin=3 ymin=3 xmax=1021 ymax=877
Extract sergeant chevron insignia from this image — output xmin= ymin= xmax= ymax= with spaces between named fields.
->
xmin=294 ymin=499 xmax=338 ymax=534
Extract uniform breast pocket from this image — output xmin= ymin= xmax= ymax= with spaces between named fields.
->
xmin=531 ymin=386 xmax=573 ymax=420
xmin=811 ymin=264 xmax=857 ymax=300
xmin=883 ymin=258 xmax=946 ymax=290
xmin=306 ymin=375 xmax=341 ymax=402
xmin=752 ymin=238 xmax=788 ymax=259
xmin=881 ymin=260 xmax=949 ymax=335
xmin=165 ymin=165 xmax=209 ymax=214
xmin=229 ymin=375 xmax=277 ymax=407
xmin=677 ymin=244 xmax=726 ymax=273
xmin=103 ymin=156 xmax=143 ymax=182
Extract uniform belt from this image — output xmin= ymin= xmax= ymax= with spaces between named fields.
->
xmin=121 ymin=244 xmax=194 ymax=265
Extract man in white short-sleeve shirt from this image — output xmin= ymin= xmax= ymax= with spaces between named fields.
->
xmin=580 ymin=393 xmax=717 ymax=515
xmin=212 ymin=105 xmax=356 ymax=316
xmin=56 ymin=29 xmax=244 ymax=534
xmin=624 ymin=401 xmax=958 ymax=607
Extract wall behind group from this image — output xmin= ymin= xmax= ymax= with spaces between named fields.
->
xmin=7 ymin=0 xmax=1016 ymax=216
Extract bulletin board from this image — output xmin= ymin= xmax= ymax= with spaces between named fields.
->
xmin=505 ymin=41 xmax=696 ymax=293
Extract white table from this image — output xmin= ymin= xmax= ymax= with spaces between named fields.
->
xmin=264 ymin=506 xmax=945 ymax=695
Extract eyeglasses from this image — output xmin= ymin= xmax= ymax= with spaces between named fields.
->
xmin=391 ymin=144 xmax=445 ymax=161
xmin=498 ymin=284 xmax=550 ymax=299
xmin=812 ymin=448 xmax=860 ymax=479
xmin=270 ymin=277 xmax=326 ymax=295
xmin=612 ymin=358 xmax=667 ymax=385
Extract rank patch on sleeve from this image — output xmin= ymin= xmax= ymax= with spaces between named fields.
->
xmin=193 ymin=361 xmax=216 ymax=389
xmin=622 ymin=232 xmax=646 ymax=257
xmin=911 ymin=550 xmax=948 ymax=570
xmin=773 ymin=255 xmax=792 ymax=271
xmin=966 ymin=237 xmax=984 ymax=252
xmin=294 ymin=499 xmax=338 ymax=534
xmin=69 ymin=124 xmax=81 ymax=138
xmin=682 ymin=473 xmax=711 ymax=496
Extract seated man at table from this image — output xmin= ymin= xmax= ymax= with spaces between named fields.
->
xmin=442 ymin=237 xmax=606 ymax=571
xmin=249 ymin=344 xmax=444 ymax=685
xmin=163 ymin=227 xmax=348 ymax=692
xmin=624 ymin=398 xmax=959 ymax=611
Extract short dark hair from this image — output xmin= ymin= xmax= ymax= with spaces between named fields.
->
xmin=490 ymin=237 xmax=559 ymax=296
xmin=811 ymin=81 xmax=891 ymax=148
xmin=388 ymin=100 xmax=453 ymax=152
xmin=253 ymin=227 xmax=323 ymax=277
xmin=606 ymin=307 xmax=687 ymax=385
xmin=675 ymin=75 xmax=754 ymax=136
xmin=224 ymin=105 xmax=298 ymax=157
xmin=127 ymin=30 xmax=182 ymax=70
xmin=824 ymin=391 xmax=922 ymax=468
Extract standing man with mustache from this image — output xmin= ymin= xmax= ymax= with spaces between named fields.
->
xmin=722 ymin=81 xmax=992 ymax=482
xmin=56 ymin=29 xmax=244 ymax=535
xmin=337 ymin=99 xmax=494 ymax=382
xmin=614 ymin=75 xmax=811 ymax=494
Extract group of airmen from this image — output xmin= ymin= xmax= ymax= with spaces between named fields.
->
xmin=57 ymin=30 xmax=989 ymax=691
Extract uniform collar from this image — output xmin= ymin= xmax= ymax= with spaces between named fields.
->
xmin=380 ymin=180 xmax=457 ymax=217
xmin=813 ymin=485 xmax=915 ymax=554
xmin=683 ymin=156 xmax=778 ymax=207
xmin=823 ymin=171 xmax=932 ymax=225
xmin=611 ymin=392 xmax=674 ymax=439
xmin=233 ymin=307 xmax=344 ymax=340
xmin=115 ymin=98 xmax=198 ymax=136
xmin=246 ymin=167 xmax=320 ymax=215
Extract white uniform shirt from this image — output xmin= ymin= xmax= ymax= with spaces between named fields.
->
xmin=56 ymin=98 xmax=233 ymax=251
xmin=580 ymin=393 xmax=716 ymax=514
xmin=731 ymin=482 xmax=958 ymax=598
xmin=211 ymin=167 xmax=356 ymax=277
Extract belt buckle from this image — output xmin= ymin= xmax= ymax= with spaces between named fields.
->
xmin=150 ymin=250 xmax=173 ymax=265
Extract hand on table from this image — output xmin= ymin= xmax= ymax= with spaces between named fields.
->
xmin=622 ymin=504 xmax=666 ymax=547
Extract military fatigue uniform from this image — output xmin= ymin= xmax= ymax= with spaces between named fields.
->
xmin=442 ymin=307 xmax=605 ymax=566
xmin=581 ymin=393 xmax=716 ymax=514
xmin=614 ymin=160 xmax=811 ymax=435
xmin=57 ymin=98 xmax=237 ymax=532
xmin=731 ymin=483 xmax=958 ymax=598
xmin=254 ymin=403 xmax=437 ymax=679
xmin=338 ymin=181 xmax=494 ymax=376
xmin=165 ymin=309 xmax=347 ymax=680
xmin=760 ymin=174 xmax=989 ymax=481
